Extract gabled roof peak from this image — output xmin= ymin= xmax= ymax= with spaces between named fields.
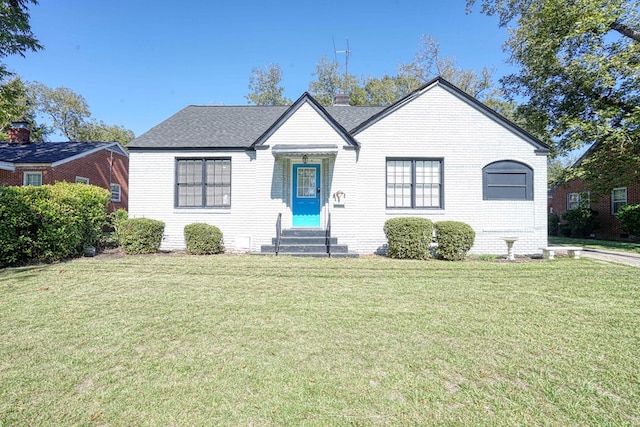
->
xmin=251 ymin=91 xmax=360 ymax=149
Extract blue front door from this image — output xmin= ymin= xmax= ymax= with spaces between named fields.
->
xmin=292 ymin=164 xmax=320 ymax=227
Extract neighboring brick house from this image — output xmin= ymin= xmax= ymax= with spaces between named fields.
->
xmin=549 ymin=177 xmax=640 ymax=240
xmin=0 ymin=122 xmax=129 ymax=211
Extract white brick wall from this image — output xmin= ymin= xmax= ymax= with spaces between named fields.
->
xmin=129 ymin=83 xmax=548 ymax=255
xmin=347 ymin=83 xmax=547 ymax=255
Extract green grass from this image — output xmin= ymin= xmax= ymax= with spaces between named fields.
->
xmin=1 ymin=254 xmax=638 ymax=426
xmin=549 ymin=235 xmax=640 ymax=254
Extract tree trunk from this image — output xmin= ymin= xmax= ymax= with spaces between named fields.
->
xmin=610 ymin=21 xmax=640 ymax=42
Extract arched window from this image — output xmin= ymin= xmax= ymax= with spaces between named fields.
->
xmin=483 ymin=160 xmax=533 ymax=200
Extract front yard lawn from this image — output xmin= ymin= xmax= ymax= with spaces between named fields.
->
xmin=1 ymin=254 xmax=638 ymax=426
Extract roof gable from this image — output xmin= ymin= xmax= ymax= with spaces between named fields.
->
xmin=351 ymin=76 xmax=550 ymax=153
xmin=251 ymin=92 xmax=359 ymax=149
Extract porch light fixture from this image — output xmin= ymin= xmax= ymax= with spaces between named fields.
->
xmin=302 ymin=154 xmax=308 ymax=164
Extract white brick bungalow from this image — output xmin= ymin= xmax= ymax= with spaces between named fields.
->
xmin=128 ymin=77 xmax=549 ymax=256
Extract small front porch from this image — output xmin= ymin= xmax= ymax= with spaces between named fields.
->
xmin=259 ymin=218 xmax=358 ymax=258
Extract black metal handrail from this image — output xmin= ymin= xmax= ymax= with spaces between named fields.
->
xmin=325 ymin=212 xmax=331 ymax=257
xmin=275 ymin=213 xmax=282 ymax=255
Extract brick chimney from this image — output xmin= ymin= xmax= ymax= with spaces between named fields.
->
xmin=334 ymin=93 xmax=350 ymax=106
xmin=8 ymin=121 xmax=30 ymax=143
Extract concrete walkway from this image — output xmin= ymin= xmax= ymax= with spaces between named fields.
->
xmin=580 ymin=248 xmax=640 ymax=267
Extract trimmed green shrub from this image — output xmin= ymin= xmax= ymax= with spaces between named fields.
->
xmin=434 ymin=221 xmax=476 ymax=261
xmin=184 ymin=223 xmax=224 ymax=255
xmin=100 ymin=209 xmax=129 ymax=248
xmin=561 ymin=207 xmax=599 ymax=238
xmin=118 ymin=218 xmax=165 ymax=255
xmin=48 ymin=182 xmax=111 ymax=248
xmin=0 ymin=185 xmax=37 ymax=266
xmin=0 ymin=182 xmax=110 ymax=267
xmin=383 ymin=217 xmax=433 ymax=259
xmin=617 ymin=203 xmax=640 ymax=237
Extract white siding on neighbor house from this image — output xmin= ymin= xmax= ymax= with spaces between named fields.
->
xmin=349 ymin=83 xmax=547 ymax=255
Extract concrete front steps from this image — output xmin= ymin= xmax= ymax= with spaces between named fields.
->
xmin=259 ymin=228 xmax=358 ymax=258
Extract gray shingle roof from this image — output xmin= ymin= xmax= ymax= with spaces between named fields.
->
xmin=0 ymin=142 xmax=120 ymax=164
xmin=127 ymin=104 xmax=385 ymax=149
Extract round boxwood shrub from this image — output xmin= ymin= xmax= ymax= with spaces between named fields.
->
xmin=118 ymin=218 xmax=165 ymax=255
xmin=434 ymin=221 xmax=476 ymax=261
xmin=383 ymin=217 xmax=433 ymax=260
xmin=184 ymin=223 xmax=224 ymax=255
xmin=617 ymin=203 xmax=640 ymax=238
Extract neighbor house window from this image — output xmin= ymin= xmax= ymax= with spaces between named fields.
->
xmin=23 ymin=171 xmax=42 ymax=186
xmin=567 ymin=192 xmax=589 ymax=210
xmin=483 ymin=160 xmax=533 ymax=200
xmin=110 ymin=183 xmax=121 ymax=202
xmin=176 ymin=158 xmax=231 ymax=208
xmin=386 ymin=158 xmax=443 ymax=208
xmin=612 ymin=187 xmax=627 ymax=215
xmin=75 ymin=176 xmax=89 ymax=184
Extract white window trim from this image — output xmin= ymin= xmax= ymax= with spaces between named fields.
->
xmin=75 ymin=176 xmax=90 ymax=184
xmin=23 ymin=171 xmax=42 ymax=186
xmin=175 ymin=158 xmax=231 ymax=208
xmin=385 ymin=158 xmax=444 ymax=209
xmin=110 ymin=183 xmax=121 ymax=202
xmin=567 ymin=191 xmax=590 ymax=210
xmin=612 ymin=187 xmax=627 ymax=215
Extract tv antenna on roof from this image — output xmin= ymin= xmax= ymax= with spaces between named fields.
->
xmin=333 ymin=37 xmax=351 ymax=82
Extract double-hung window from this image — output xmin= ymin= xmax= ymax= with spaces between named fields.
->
xmin=23 ymin=171 xmax=42 ymax=186
xmin=612 ymin=187 xmax=627 ymax=215
xmin=386 ymin=158 xmax=443 ymax=209
xmin=567 ymin=192 xmax=589 ymax=210
xmin=176 ymin=158 xmax=231 ymax=208
xmin=110 ymin=183 xmax=121 ymax=202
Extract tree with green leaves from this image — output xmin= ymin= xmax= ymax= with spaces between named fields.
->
xmin=245 ymin=63 xmax=291 ymax=106
xmin=73 ymin=120 xmax=135 ymax=144
xmin=468 ymin=0 xmax=640 ymax=193
xmin=29 ymin=82 xmax=91 ymax=140
xmin=308 ymin=56 xmax=362 ymax=106
xmin=399 ymin=35 xmax=495 ymax=100
xmin=0 ymin=76 xmax=47 ymax=140
xmin=0 ymin=0 xmax=42 ymax=79
xmin=359 ymin=74 xmax=421 ymax=106
xmin=307 ymin=36 xmax=499 ymax=108
xmin=24 ymin=81 xmax=134 ymax=143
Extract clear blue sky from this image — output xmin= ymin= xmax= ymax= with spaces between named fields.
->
xmin=5 ymin=0 xmax=513 ymax=139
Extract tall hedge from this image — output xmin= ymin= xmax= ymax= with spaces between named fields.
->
xmin=383 ymin=217 xmax=433 ymax=259
xmin=0 ymin=182 xmax=111 ymax=267
xmin=434 ymin=221 xmax=476 ymax=261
